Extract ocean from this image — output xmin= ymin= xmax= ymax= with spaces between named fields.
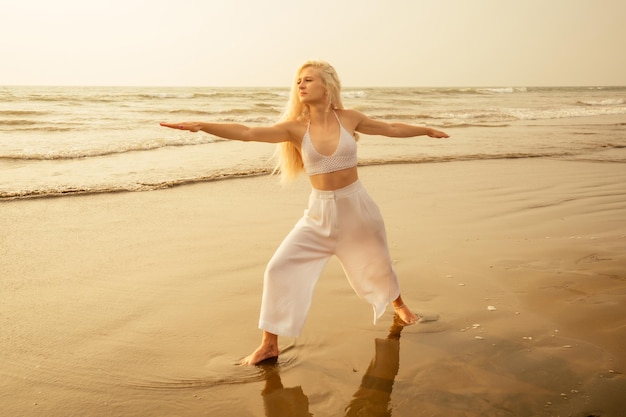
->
xmin=1 ymin=85 xmax=624 ymax=200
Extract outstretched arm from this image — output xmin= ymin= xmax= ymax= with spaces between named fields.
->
xmin=350 ymin=110 xmax=449 ymax=139
xmin=160 ymin=121 xmax=296 ymax=144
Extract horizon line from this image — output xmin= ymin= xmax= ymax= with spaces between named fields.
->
xmin=2 ymin=84 xmax=625 ymax=89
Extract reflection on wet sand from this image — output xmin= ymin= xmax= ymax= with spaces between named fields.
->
xmin=259 ymin=315 xmax=406 ymax=417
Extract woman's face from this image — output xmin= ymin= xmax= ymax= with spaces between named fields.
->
xmin=296 ymin=67 xmax=326 ymax=104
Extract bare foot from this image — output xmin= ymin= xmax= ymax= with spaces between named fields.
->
xmin=241 ymin=332 xmax=280 ymax=366
xmin=241 ymin=344 xmax=279 ymax=365
xmin=393 ymin=303 xmax=418 ymax=325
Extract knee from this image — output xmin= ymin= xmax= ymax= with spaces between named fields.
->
xmin=264 ymin=254 xmax=288 ymax=283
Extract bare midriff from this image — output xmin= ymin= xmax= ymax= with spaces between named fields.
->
xmin=308 ymin=166 xmax=359 ymax=191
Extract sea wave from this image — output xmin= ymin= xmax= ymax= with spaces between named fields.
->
xmin=0 ymin=168 xmax=273 ymax=201
xmin=389 ymin=86 xmax=529 ymax=95
xmin=377 ymin=106 xmax=626 ymax=124
xmin=3 ymin=89 xmax=280 ymax=103
xmin=0 ymin=152 xmax=591 ymax=202
xmin=343 ymin=90 xmax=368 ymax=99
xmin=217 ymin=107 xmax=281 ymax=116
xmin=476 ymin=87 xmax=528 ymax=94
xmin=508 ymin=106 xmax=626 ymax=120
xmin=155 ymin=107 xmax=280 ymax=122
xmin=3 ymin=126 xmax=75 ymax=132
xmin=0 ymin=110 xmax=47 ymax=116
xmin=577 ymin=98 xmax=625 ymax=106
xmin=166 ymin=109 xmax=215 ymax=116
xmin=0 ymin=119 xmax=38 ymax=126
xmin=0 ymin=136 xmax=223 ymax=161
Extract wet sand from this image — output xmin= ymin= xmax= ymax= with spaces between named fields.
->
xmin=1 ymin=159 xmax=625 ymax=416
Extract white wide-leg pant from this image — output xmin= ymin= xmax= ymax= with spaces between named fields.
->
xmin=259 ymin=180 xmax=401 ymax=337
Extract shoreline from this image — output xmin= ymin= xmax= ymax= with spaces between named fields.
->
xmin=1 ymin=158 xmax=625 ymax=416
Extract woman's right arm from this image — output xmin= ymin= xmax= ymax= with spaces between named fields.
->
xmin=160 ymin=121 xmax=296 ymax=144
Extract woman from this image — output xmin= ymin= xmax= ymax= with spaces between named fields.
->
xmin=161 ymin=60 xmax=449 ymax=365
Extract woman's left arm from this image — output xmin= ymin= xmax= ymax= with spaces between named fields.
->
xmin=351 ymin=110 xmax=449 ymax=138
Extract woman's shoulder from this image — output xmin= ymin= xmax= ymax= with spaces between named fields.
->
xmin=336 ymin=108 xmax=367 ymax=121
xmin=280 ymin=119 xmax=308 ymax=131
xmin=336 ymin=109 xmax=366 ymax=130
xmin=276 ymin=119 xmax=307 ymax=143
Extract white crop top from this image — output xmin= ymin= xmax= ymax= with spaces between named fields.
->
xmin=301 ymin=112 xmax=358 ymax=175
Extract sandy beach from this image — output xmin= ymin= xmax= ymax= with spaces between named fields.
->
xmin=1 ymin=158 xmax=625 ymax=416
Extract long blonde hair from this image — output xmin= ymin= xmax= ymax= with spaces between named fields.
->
xmin=274 ymin=60 xmax=346 ymax=183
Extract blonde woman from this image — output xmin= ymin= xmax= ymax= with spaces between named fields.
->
xmin=161 ymin=60 xmax=449 ymax=365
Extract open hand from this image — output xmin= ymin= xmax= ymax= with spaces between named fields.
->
xmin=428 ymin=128 xmax=449 ymax=139
xmin=159 ymin=122 xmax=200 ymax=132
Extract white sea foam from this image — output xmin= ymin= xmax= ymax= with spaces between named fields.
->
xmin=343 ymin=90 xmax=367 ymax=99
xmin=578 ymin=98 xmax=625 ymax=106
xmin=0 ymin=134 xmax=221 ymax=160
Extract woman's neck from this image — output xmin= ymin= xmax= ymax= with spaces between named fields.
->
xmin=308 ymin=105 xmax=335 ymax=127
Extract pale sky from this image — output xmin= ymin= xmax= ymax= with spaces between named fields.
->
xmin=1 ymin=0 xmax=625 ymax=87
